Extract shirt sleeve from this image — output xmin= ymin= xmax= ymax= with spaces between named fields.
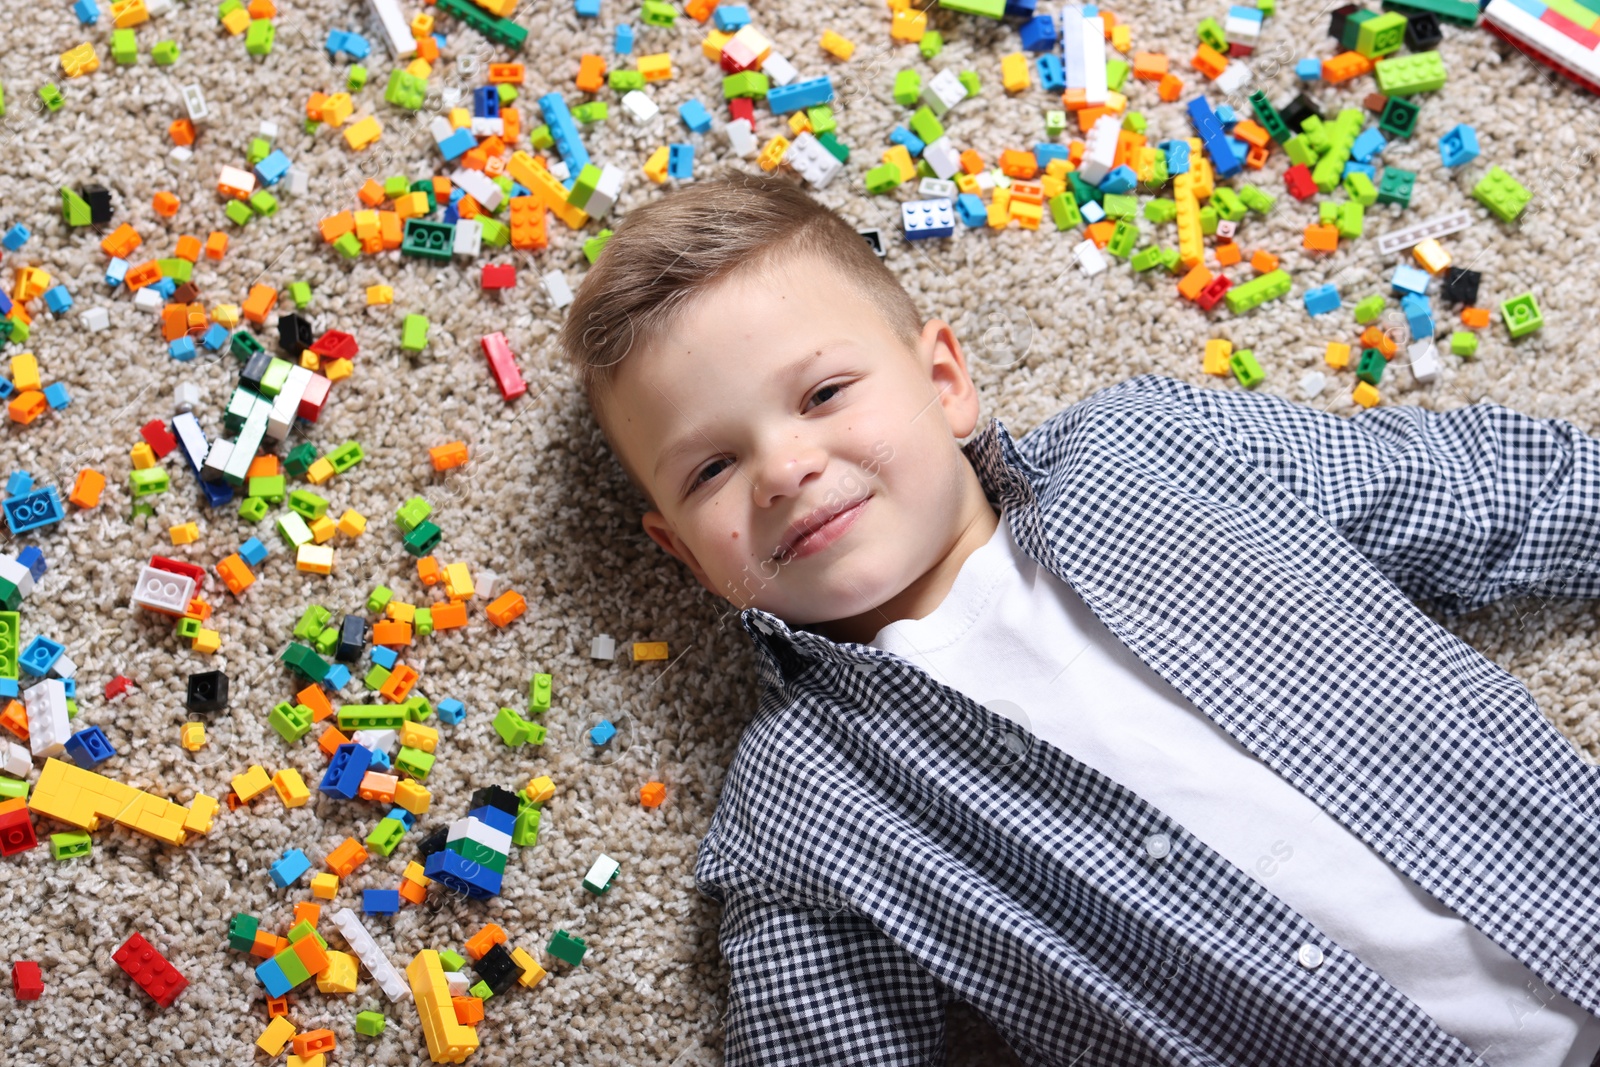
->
xmin=698 ymin=855 xmax=951 ymax=1067
xmin=1165 ymin=378 xmax=1600 ymax=615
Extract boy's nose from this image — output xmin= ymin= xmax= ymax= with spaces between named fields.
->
xmin=751 ymin=443 xmax=827 ymax=508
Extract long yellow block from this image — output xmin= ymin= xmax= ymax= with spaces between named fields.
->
xmin=407 ymin=950 xmax=479 ymax=1063
xmin=28 ymin=758 xmax=214 ymax=845
xmin=506 ymin=153 xmax=588 ymax=230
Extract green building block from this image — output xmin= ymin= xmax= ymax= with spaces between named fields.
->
xmin=1344 ymin=171 xmax=1378 ymax=206
xmin=1355 ymin=11 xmax=1408 ymax=57
xmin=152 ymin=40 xmax=180 ymax=65
xmin=402 ymin=521 xmax=442 ymax=556
xmin=286 ymin=280 xmax=312 ymax=308
xmin=908 ymin=106 xmax=943 ymax=145
xmin=247 ymin=137 xmax=271 ymax=165
xmin=572 ymin=101 xmax=607 ymax=124
xmin=355 ymin=1012 xmax=387 ymax=1038
xmin=1356 ymin=348 xmax=1386 ymax=385
xmin=1119 ymin=107 xmax=1143 ymax=133
xmin=51 ymin=830 xmax=92 ymax=860
xmin=363 ymin=664 xmax=391 ymax=691
xmin=288 ymin=489 xmax=328 ymax=519
xmin=281 ymin=643 xmax=329 ymax=683
xmin=401 ymin=219 xmax=454 ymax=261
xmin=366 ymin=818 xmax=407 ymax=856
xmin=327 ymin=441 xmax=364 ymax=472
xmin=721 ymin=71 xmax=769 ymax=98
xmin=1229 ymin=350 xmax=1265 ymax=388
xmin=338 ymin=705 xmax=407 ymax=731
xmin=1283 ymin=135 xmax=1315 ymax=167
xmin=293 ymin=604 xmax=330 ymax=641
xmin=0 ymin=778 xmax=27 ymax=800
xmin=477 ymin=217 xmax=510 ymax=247
xmin=331 ymin=232 xmax=360 ymax=257
xmin=111 ymin=28 xmax=137 ymax=64
xmin=1376 ymin=168 xmax=1415 ymax=208
xmin=1139 ymin=154 xmax=1168 ymax=189
xmin=864 ymin=163 xmax=902 ymax=195
xmin=1068 ymin=171 xmax=1102 ymax=206
xmin=273 ymin=947 xmax=311 ymax=989
xmin=1450 ymin=330 xmax=1479 ymax=357
xmin=1472 ymin=165 xmax=1531 ymax=223
xmin=1339 ymin=9 xmax=1375 ymax=49
xmin=1143 ymin=198 xmax=1175 ymax=224
xmin=278 ymin=512 xmax=312 ymax=547
xmin=400 ymin=314 xmax=430 ymax=353
xmin=395 ymin=496 xmax=432 ymax=532
xmin=1378 ymin=96 xmax=1419 ymax=139
xmin=1198 ymin=205 xmax=1217 ymax=235
xmin=0 ymin=81 xmax=6 ymax=117
xmin=1373 ymin=50 xmax=1446 ymax=96
xmin=1501 ymin=293 xmax=1543 ymax=338
xmin=893 ymin=69 xmax=922 ymax=107
xmin=494 ymin=706 xmax=538 ymax=746
xmin=1224 ymin=270 xmax=1292 ymax=315
xmin=0 ymin=611 xmax=17 ymax=673
xmin=176 ymin=617 xmax=202 ymax=641
xmin=245 ymin=18 xmax=275 ymax=55
xmin=158 ymin=257 xmax=193 ymax=283
xmin=228 ymin=913 xmax=260 ymax=952
xmin=582 ymin=854 xmax=619 ymax=894
xmin=61 ymin=187 xmax=92 ymax=226
xmin=225 ymin=200 xmax=254 ymax=226
xmin=1106 ymin=59 xmax=1129 ymax=93
xmin=395 ymin=747 xmax=438 ymax=781
xmin=469 ymin=980 xmax=494 ymax=1000
xmin=608 ymin=70 xmax=643 ymax=92
xmin=1335 ymin=200 xmax=1365 ymax=239
xmin=284 ymin=442 xmax=319 ymax=476
xmin=448 ymin=837 xmax=506 ymax=872
xmin=248 ymin=474 xmax=286 ymax=502
xmin=1211 ymin=187 xmax=1246 ymax=222
xmin=498 ymin=84 xmax=518 ymax=104
xmin=1238 ymin=185 xmax=1276 ymax=215
xmin=1195 ymin=16 xmax=1226 ymax=51
xmin=1381 ymin=0 xmax=1480 ymax=27
xmin=130 ymin=468 xmax=170 ymax=497
xmin=1045 ymin=109 xmax=1066 ymax=137
xmin=39 ymin=84 xmax=65 ymax=112
xmin=1105 ymin=220 xmax=1137 ymax=259
xmin=238 ymin=497 xmax=269 ymax=522
xmin=919 ymin=30 xmax=943 ymax=58
xmin=806 ymin=105 xmax=835 ymax=136
xmin=439 ymin=950 xmax=466 ymax=972
xmin=958 ymin=70 xmax=981 ymax=97
xmin=529 ymin=673 xmax=552 ymax=714
xmin=546 ymin=930 xmax=588 ymax=966
xmin=366 ymin=585 xmax=393 ymax=613
xmin=1101 ymin=193 xmax=1137 ymax=219
xmin=437 ymin=0 xmax=529 ymax=48
xmin=1354 ymin=295 xmax=1386 ymax=323
xmin=513 ymin=803 xmax=541 ymax=846
xmin=1130 ymin=247 xmax=1164 ymax=272
xmin=582 ymin=230 xmax=612 ymax=264
xmin=348 ymin=65 xmax=368 ymax=90
xmin=314 ymin=627 xmax=339 ymax=656
xmin=1248 ymin=91 xmax=1290 ymax=144
xmin=402 ymin=696 xmax=433 ymax=723
xmin=640 ymin=0 xmax=676 ymax=24
xmin=269 ymin=702 xmax=314 ymax=743
xmin=1049 ymin=193 xmax=1082 ymax=230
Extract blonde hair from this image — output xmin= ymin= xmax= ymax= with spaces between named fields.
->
xmin=558 ymin=172 xmax=923 ymax=418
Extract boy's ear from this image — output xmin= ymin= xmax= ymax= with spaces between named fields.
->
xmin=642 ymin=511 xmax=715 ymax=591
xmin=919 ymin=318 xmax=982 ymax=439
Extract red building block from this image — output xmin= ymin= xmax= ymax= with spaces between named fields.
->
xmin=13 ymin=961 xmax=42 ymax=1001
xmin=1195 ymin=273 xmax=1233 ymax=312
xmin=1284 ymin=163 xmax=1317 ymax=201
xmin=112 ymin=933 xmax=188 ymax=1008
xmin=481 ymin=264 xmax=516 ymax=290
xmin=309 ymin=330 xmax=358 ymax=361
xmin=140 ymin=419 xmax=179 ymax=458
xmin=728 ymin=96 xmax=755 ymax=125
xmin=481 ymin=332 xmax=526 ymax=401
xmin=104 ymin=675 xmax=134 ymax=700
xmin=0 ymin=799 xmax=37 ymax=856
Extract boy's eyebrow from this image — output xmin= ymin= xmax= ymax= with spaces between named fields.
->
xmin=650 ymin=346 xmax=846 ymax=484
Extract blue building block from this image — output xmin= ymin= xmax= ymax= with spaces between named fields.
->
xmin=269 ymin=849 xmax=311 ymax=888
xmin=955 ymin=193 xmax=987 ymax=228
xmin=1341 ymin=160 xmax=1375 ymax=183
xmin=1303 ymin=284 xmax=1341 ymax=316
xmin=43 ymin=286 xmax=73 ymax=314
xmin=591 ymin=719 xmax=618 ymax=745
xmin=239 ymin=537 xmax=268 ymax=566
xmin=4 ymin=488 xmax=65 ymax=535
xmin=1350 ymin=127 xmax=1387 ymax=163
xmin=574 ymin=0 xmax=599 ymax=15
xmin=889 ymin=125 xmax=925 ymax=157
xmin=169 ymin=337 xmax=197 ymax=362
xmin=254 ymin=149 xmax=291 ymax=186
xmin=363 ymin=889 xmax=401 ymax=914
xmin=1080 ymin=200 xmax=1106 ymax=224
xmin=0 ymin=379 xmax=12 ymax=400
xmin=0 ymin=680 xmax=14 ymax=700
xmin=1296 ymin=57 xmax=1321 ymax=80
xmin=153 ymin=278 xmax=177 ymax=299
xmin=767 ymin=76 xmax=833 ymax=114
xmin=43 ymin=384 xmax=70 ymax=411
xmin=73 ymin=0 xmax=98 ymax=22
xmin=319 ymin=743 xmax=371 ymax=799
xmin=19 ymin=639 xmax=62 ymax=681
xmin=255 ymin=957 xmax=292 ymax=998
xmin=322 ymin=663 xmax=351 ymax=690
xmin=1216 ymin=104 xmax=1238 ymax=129
xmin=386 ymin=807 xmax=416 ymax=829
xmin=470 ymin=804 xmax=516 ymax=835
xmin=1401 ymin=292 xmax=1434 ymax=339
xmin=1098 ymin=165 xmax=1136 ymax=194
xmin=341 ymin=31 xmax=371 ymax=59
xmin=538 ymin=92 xmax=590 ymax=173
xmin=62 ymin=678 xmax=76 ymax=700
xmin=1185 ymin=97 xmax=1241 ymax=177
xmin=106 ymin=258 xmax=128 ymax=287
xmin=65 ymin=726 xmax=115 ymax=768
xmin=325 ymin=29 xmax=349 ymax=56
xmin=1391 ymin=263 xmax=1430 ymax=295
xmin=437 ymin=697 xmax=466 ymax=724
xmin=1036 ymin=53 xmax=1065 ymax=91
xmin=16 ymin=547 xmax=45 ymax=581
xmin=367 ymin=746 xmax=391 ymax=771
xmin=1162 ymin=139 xmax=1190 ymax=175
xmin=678 ymin=99 xmax=712 ymax=133
xmin=370 ymin=645 xmax=398 ymax=670
xmin=1019 ymin=13 xmax=1057 ymax=50
xmin=1 ymin=225 xmax=28 ymax=252
xmin=712 ymin=4 xmax=750 ymax=30
xmin=902 ymin=198 xmax=955 ymax=240
xmin=6 ymin=471 xmax=31 ymax=497
xmin=437 ymin=127 xmax=476 ymax=162
xmin=473 ymin=86 xmax=501 ymax=119
xmin=1034 ymin=143 xmax=1068 ymax=167
xmin=1005 ymin=0 xmax=1037 ymax=14
xmin=424 ymin=848 xmax=503 ymax=899
xmin=667 ymin=143 xmax=694 ymax=179
xmin=1439 ymin=124 xmax=1479 ymax=169
xmin=201 ymin=323 xmax=230 ymax=351
xmin=614 ymin=23 xmax=633 ymax=52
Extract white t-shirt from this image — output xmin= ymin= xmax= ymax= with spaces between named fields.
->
xmin=870 ymin=517 xmax=1600 ymax=1067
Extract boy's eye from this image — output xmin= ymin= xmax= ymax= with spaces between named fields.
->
xmin=692 ymin=457 xmax=730 ymax=489
xmin=805 ymin=382 xmax=848 ymax=411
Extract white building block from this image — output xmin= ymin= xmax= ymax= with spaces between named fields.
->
xmin=1299 ymin=370 xmax=1327 ymax=399
xmin=330 ymin=908 xmax=410 ymax=1001
xmin=182 ymin=83 xmax=208 ymax=121
xmin=1078 ymin=113 xmax=1121 ymax=185
xmin=590 ymin=634 xmax=616 ymax=660
xmin=451 ymin=168 xmax=503 ymax=212
xmin=1073 ymin=238 xmax=1108 ymax=276
xmin=785 ymin=131 xmax=842 ymax=189
xmin=621 ymin=90 xmax=658 ymax=124
xmin=1081 ymin=12 xmax=1107 ymax=105
xmin=82 ymin=308 xmax=110 ymax=332
xmin=725 ymin=117 xmax=757 ymax=157
xmin=918 ymin=177 xmax=958 ymax=199
xmin=1374 ymin=209 xmax=1473 ymax=256
xmin=1408 ymin=339 xmax=1442 ymax=384
xmin=174 ymin=381 xmax=200 ymax=413
xmin=285 ymin=168 xmax=308 ymax=196
xmin=366 ymin=0 xmax=417 ymax=57
xmin=921 ymin=69 xmax=966 ymax=117
xmin=25 ymin=679 xmax=70 ymax=759
xmin=133 ymin=287 xmax=164 ymax=312
xmin=0 ymin=557 xmax=34 ymax=599
xmin=585 ymin=165 xmax=623 ymax=218
xmin=130 ymin=565 xmax=196 ymax=616
xmin=452 ymin=217 xmax=482 ymax=257
xmin=2 ymin=741 xmax=29 ymax=779
xmin=761 ymin=51 xmax=797 ymax=85
xmin=922 ymin=135 xmax=961 ymax=180
xmin=470 ymin=117 xmax=504 ymax=138
xmin=543 ymin=270 xmax=574 ymax=310
xmin=1215 ymin=61 xmax=1253 ymax=95
xmin=201 ymin=438 xmax=233 ymax=482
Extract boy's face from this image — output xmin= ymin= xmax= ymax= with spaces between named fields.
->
xmin=603 ymin=252 xmax=987 ymax=632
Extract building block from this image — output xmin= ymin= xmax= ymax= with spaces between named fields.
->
xmin=113 ymin=932 xmax=187 ymax=1007
xmin=1472 ymin=165 xmax=1531 ymax=222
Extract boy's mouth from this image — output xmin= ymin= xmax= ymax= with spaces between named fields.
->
xmin=771 ymin=496 xmax=872 ymax=564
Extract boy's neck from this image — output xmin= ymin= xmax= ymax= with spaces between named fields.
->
xmin=809 ymin=467 xmax=1000 ymax=646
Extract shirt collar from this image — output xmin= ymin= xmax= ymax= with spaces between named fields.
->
xmin=738 ymin=417 xmax=1048 ymax=670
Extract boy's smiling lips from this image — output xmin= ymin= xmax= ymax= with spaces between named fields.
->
xmin=771 ymin=495 xmax=873 ymax=563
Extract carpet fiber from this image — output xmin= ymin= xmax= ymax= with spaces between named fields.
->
xmin=3 ymin=0 xmax=1598 ymax=1062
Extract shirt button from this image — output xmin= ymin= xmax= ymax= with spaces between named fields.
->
xmin=1297 ymin=944 xmax=1324 ymax=970
xmin=1144 ymin=833 xmax=1171 ymax=860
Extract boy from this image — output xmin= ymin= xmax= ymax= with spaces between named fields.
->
xmin=560 ymin=173 xmax=1600 ymax=1067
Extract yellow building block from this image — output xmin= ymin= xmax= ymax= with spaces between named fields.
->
xmin=297 ymin=544 xmax=334 ymax=574
xmin=882 ymin=144 xmax=915 ymax=183
xmin=306 ymin=458 xmax=337 ymax=484
xmin=1325 ymin=341 xmax=1352 ymax=369
xmin=366 ymin=285 xmax=393 ymax=305
xmin=336 ymin=509 xmax=367 ymax=537
xmin=511 ymin=946 xmax=547 ymax=988
xmin=319 ymin=93 xmax=353 ymax=126
xmin=637 ymin=52 xmax=673 ymax=82
xmin=469 ymin=0 xmax=514 ymax=15
xmin=213 ymin=304 xmax=241 ymax=327
xmin=820 ymin=29 xmax=855 ymax=60
xmin=12 ymin=353 xmax=41 ymax=393
xmin=311 ymin=872 xmax=339 ymax=900
xmin=443 ymin=562 xmax=473 ymax=600
xmin=644 ymin=145 xmax=671 ymax=183
xmin=111 ymin=0 xmax=149 ymax=25
xmin=192 ymin=628 xmax=221 ymax=655
xmin=168 ymin=522 xmax=200 ymax=545
xmin=1352 ymin=381 xmax=1381 ymax=408
xmin=405 ymin=58 xmax=432 ymax=79
xmin=181 ymin=722 xmax=206 ymax=751
xmin=232 ymin=764 xmax=273 ymax=802
xmin=399 ymin=721 xmax=438 ymax=754
xmin=890 ymin=8 xmax=926 ymax=41
xmin=317 ymin=950 xmax=358 ymax=994
xmin=731 ymin=25 xmax=771 ymax=61
xmin=701 ymin=29 xmax=730 ymax=60
xmin=273 ymin=769 xmax=310 ymax=808
xmin=407 ymin=950 xmax=480 ymax=1063
xmin=220 ymin=5 xmax=249 ymax=31
xmin=309 ymin=516 xmax=337 ymax=544
xmin=394 ymin=779 xmax=432 ymax=815
xmin=322 ymin=359 xmax=353 ymax=383
xmin=1176 ymin=193 xmax=1203 ymax=268
xmin=386 ymin=601 xmax=415 ymax=625
xmin=258 ymin=1016 xmax=296 ymax=1056
xmin=343 ymin=116 xmax=383 ymax=151
xmin=61 ymin=42 xmax=100 ymax=77
xmin=28 ymin=759 xmax=213 ymax=845
xmin=287 ymin=1054 xmax=326 ymax=1067
xmin=1413 ymin=238 xmax=1451 ymax=274
xmin=524 ymin=775 xmax=555 ymax=804
xmin=184 ymin=793 xmax=218 ymax=834
xmin=403 ymin=861 xmax=431 ymax=887
xmin=631 ymin=642 xmax=669 ymax=661
xmin=505 ymin=153 xmax=589 ymax=229
xmin=1203 ymin=339 xmax=1233 ymax=376
xmin=757 ymin=136 xmax=789 ymax=173
xmin=1001 ymin=51 xmax=1030 ymax=93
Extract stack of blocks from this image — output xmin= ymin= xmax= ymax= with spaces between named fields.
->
xmin=423 ymin=785 xmax=519 ymax=899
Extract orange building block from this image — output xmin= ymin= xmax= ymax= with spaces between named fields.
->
xmin=1178 ymin=264 xmax=1214 ymax=302
xmin=204 ymin=231 xmax=229 ymax=260
xmin=216 ymin=554 xmax=255 ymax=595
xmin=486 ymin=591 xmax=527 ymax=627
xmin=69 ymin=468 xmax=106 ymax=508
xmin=1322 ymin=51 xmax=1374 ymax=84
xmin=319 ymin=212 xmax=355 ymax=243
xmin=464 ymin=923 xmax=507 ymax=960
xmin=358 ymin=772 xmax=398 ymax=803
xmin=1085 ymin=220 xmax=1116 ymax=248
xmin=379 ymin=665 xmax=419 ymax=703
xmin=327 ymin=837 xmax=368 ymax=876
xmin=431 ymin=600 xmax=468 ymax=630
xmin=1132 ymin=51 xmax=1168 ymax=80
xmin=576 ymin=54 xmax=606 ymax=92
xmin=174 ymin=234 xmax=202 ymax=262
xmin=372 ymin=620 xmax=412 ymax=647
xmin=1191 ymin=44 xmax=1227 ymax=79
xmin=488 ymin=63 xmax=525 ymax=83
xmin=1213 ymin=241 xmax=1242 ymax=267
xmin=298 ymin=684 xmax=334 ymax=722
xmin=1250 ymin=250 xmax=1279 ymax=273
xmin=293 ymin=1030 xmax=336 ymax=1057
xmin=169 ymin=118 xmax=196 ymax=145
xmin=1302 ymin=224 xmax=1339 ymax=253
xmin=398 ymin=878 xmax=427 ymax=905
xmin=997 ymin=149 xmax=1037 ymax=179
xmin=1361 ymin=325 xmax=1399 ymax=358
xmin=1462 ymin=307 xmax=1491 ymax=328
xmin=0 ymin=701 xmax=28 ymax=741
xmin=1232 ymin=120 xmax=1270 ymax=149
xmin=1158 ymin=73 xmax=1184 ymax=101
xmin=959 ymin=148 xmax=985 ymax=175
xmin=429 ymin=442 xmax=469 ymax=470
xmin=241 ymin=283 xmax=278 ymax=324
xmin=124 ymin=261 xmax=162 ymax=290
xmin=293 ymin=901 xmax=321 ymax=927
xmin=101 ymin=223 xmax=142 ymax=258
xmin=417 ymin=557 xmax=442 ymax=586
xmin=453 ymin=997 xmax=485 ymax=1025
xmin=152 ymin=191 xmax=181 ymax=217
xmin=640 ymin=781 xmax=666 ymax=808
xmin=318 ymin=725 xmax=350 ymax=758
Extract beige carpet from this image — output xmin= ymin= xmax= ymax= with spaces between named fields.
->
xmin=2 ymin=0 xmax=1598 ymax=1061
